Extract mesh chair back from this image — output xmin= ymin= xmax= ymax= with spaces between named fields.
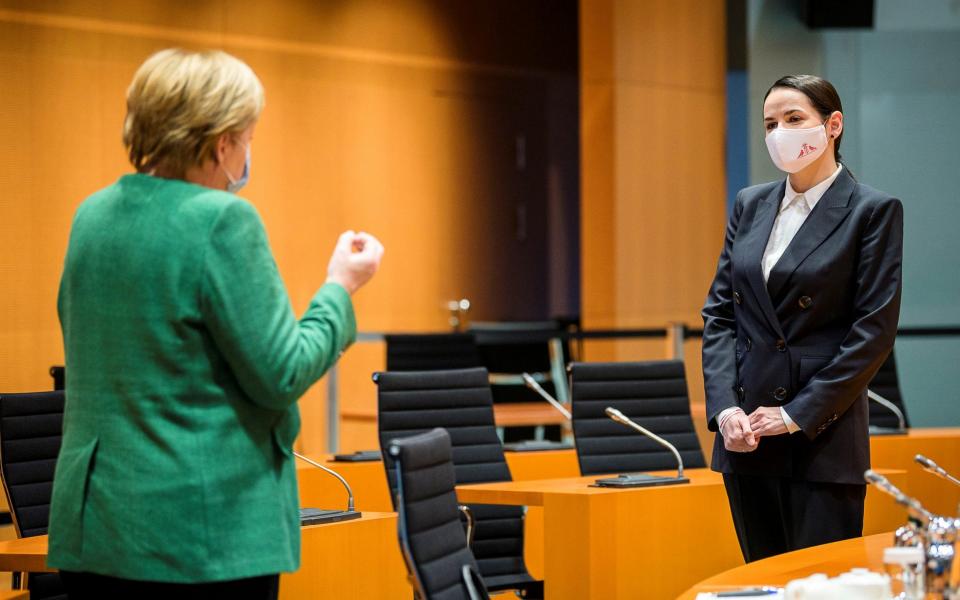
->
xmin=570 ymin=360 xmax=706 ymax=476
xmin=388 ymin=428 xmax=488 ymax=600
xmin=868 ymin=350 xmax=910 ymax=429
xmin=0 ymin=391 xmax=67 ymax=600
xmin=385 ymin=334 xmax=482 ymax=372
xmin=376 ymin=368 xmax=540 ymax=595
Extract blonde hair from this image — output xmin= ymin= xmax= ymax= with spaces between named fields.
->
xmin=123 ymin=49 xmax=264 ymax=176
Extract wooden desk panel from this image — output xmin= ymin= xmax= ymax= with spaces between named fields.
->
xmin=295 ymin=449 xmax=580 ymax=511
xmin=457 ymin=468 xmax=906 ymax=600
xmin=0 ymin=514 xmax=410 ymax=599
xmin=297 ymin=457 xmax=393 ymax=512
xmin=503 ymin=449 xmax=579 ymax=480
xmin=493 ymin=403 xmax=568 ymax=427
xmin=870 ymin=427 xmax=960 ymax=517
xmin=677 ymin=532 xmax=889 ymax=599
xmin=0 ymin=534 xmax=50 ymax=573
xmin=280 ymin=512 xmax=408 ymax=599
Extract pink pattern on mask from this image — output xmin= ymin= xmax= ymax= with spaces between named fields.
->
xmin=797 ymin=143 xmax=818 ymax=159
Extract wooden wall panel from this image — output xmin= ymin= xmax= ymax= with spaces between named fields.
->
xmin=580 ymin=0 xmax=727 ymax=362
xmin=0 ymin=1 xmax=577 ymax=453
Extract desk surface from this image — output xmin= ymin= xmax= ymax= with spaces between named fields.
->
xmin=457 ymin=468 xmax=724 ymax=506
xmin=455 ymin=468 xmax=906 ymax=600
xmin=676 ymin=532 xmax=889 ymax=599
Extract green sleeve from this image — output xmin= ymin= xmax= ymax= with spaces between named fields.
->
xmin=200 ymin=199 xmax=356 ymax=410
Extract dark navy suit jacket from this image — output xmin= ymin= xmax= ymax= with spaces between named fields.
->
xmin=702 ymin=167 xmax=903 ymax=485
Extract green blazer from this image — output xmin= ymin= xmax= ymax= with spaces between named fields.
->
xmin=48 ymin=174 xmax=356 ymax=582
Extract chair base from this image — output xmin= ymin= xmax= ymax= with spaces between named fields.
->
xmin=592 ymin=473 xmax=690 ymax=488
xmin=299 ymin=508 xmax=362 ymax=526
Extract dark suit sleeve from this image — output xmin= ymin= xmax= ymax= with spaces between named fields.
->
xmin=702 ymin=191 xmax=744 ymax=431
xmin=788 ymin=196 xmax=903 ymax=440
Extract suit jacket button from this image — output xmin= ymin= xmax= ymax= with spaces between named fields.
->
xmin=734 ymin=292 xmax=742 ymax=305
xmin=799 ymin=295 xmax=813 ymax=309
xmin=773 ymin=387 xmax=787 ymax=401
xmin=776 ymin=339 xmax=787 ymax=352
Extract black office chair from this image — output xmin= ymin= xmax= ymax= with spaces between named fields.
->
xmin=385 ymin=333 xmax=483 ymax=372
xmin=388 ymin=428 xmax=490 ymax=600
xmin=569 ymin=360 xmax=706 ymax=476
xmin=49 ymin=366 xmax=65 ymax=391
xmin=375 ymin=368 xmax=543 ymax=598
xmin=868 ymin=350 xmax=910 ymax=430
xmin=0 ymin=391 xmax=68 ymax=600
xmin=469 ymin=321 xmax=570 ymax=443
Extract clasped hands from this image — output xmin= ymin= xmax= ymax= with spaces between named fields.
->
xmin=720 ymin=406 xmax=788 ymax=453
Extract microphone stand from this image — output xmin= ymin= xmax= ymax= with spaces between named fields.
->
xmin=522 ymin=372 xmax=571 ymax=419
xmin=592 ymin=407 xmax=690 ymax=488
xmin=867 ymin=389 xmax=907 ymax=435
xmin=864 ymin=469 xmax=933 ymax=525
xmin=915 ymin=454 xmax=960 ymax=488
xmin=294 ymin=451 xmax=362 ymax=525
xmin=497 ymin=373 xmax=575 ymax=452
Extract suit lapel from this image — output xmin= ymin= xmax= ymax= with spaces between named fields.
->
xmin=766 ymin=169 xmax=855 ymax=300
xmin=741 ymin=182 xmax=786 ymax=338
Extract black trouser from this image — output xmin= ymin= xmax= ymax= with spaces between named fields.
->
xmin=722 ymin=473 xmax=866 ymax=563
xmin=60 ymin=571 xmax=280 ymax=600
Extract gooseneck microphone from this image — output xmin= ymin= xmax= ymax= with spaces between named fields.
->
xmin=605 ymin=407 xmax=686 ymax=481
xmin=294 ymin=451 xmax=362 ymax=524
xmin=914 ymin=454 xmax=960 ymax=488
xmin=867 ymin=389 xmax=907 ymax=432
xmin=864 ymin=469 xmax=933 ymax=524
xmin=522 ymin=372 xmax=572 ymax=420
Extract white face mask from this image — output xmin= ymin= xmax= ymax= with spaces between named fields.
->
xmin=765 ymin=123 xmax=828 ymax=173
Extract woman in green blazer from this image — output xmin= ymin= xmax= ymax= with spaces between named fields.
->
xmin=48 ymin=49 xmax=383 ymax=599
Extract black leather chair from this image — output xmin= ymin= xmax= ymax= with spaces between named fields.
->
xmin=375 ymin=368 xmax=543 ymax=598
xmin=868 ymin=350 xmax=910 ymax=430
xmin=387 ymin=428 xmax=490 ymax=600
xmin=385 ymin=333 xmax=483 ymax=372
xmin=0 ymin=391 xmax=68 ymax=599
xmin=49 ymin=366 xmax=65 ymax=391
xmin=569 ymin=360 xmax=706 ymax=476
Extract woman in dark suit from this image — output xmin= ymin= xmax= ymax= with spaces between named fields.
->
xmin=702 ymin=74 xmax=903 ymax=562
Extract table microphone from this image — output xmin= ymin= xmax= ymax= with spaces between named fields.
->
xmin=867 ymin=389 xmax=907 ymax=434
xmin=293 ymin=451 xmax=362 ymax=524
xmin=914 ymin=454 xmax=960 ymax=488
xmin=592 ymin=407 xmax=689 ymax=488
xmin=864 ymin=469 xmax=933 ymax=524
xmin=522 ymin=372 xmax=571 ymax=420
xmin=498 ymin=373 xmax=575 ymax=452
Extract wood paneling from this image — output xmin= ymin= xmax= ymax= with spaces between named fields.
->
xmin=0 ymin=1 xmax=577 ymax=452
xmin=580 ymin=0 xmax=728 ymax=362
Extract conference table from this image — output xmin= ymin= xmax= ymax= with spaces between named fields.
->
xmin=455 ymin=468 xmax=907 ymax=600
xmin=0 ymin=512 xmax=408 ymax=599
xmin=676 ymin=532 xmax=890 ymax=599
xmin=295 ymin=429 xmax=958 ymax=596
